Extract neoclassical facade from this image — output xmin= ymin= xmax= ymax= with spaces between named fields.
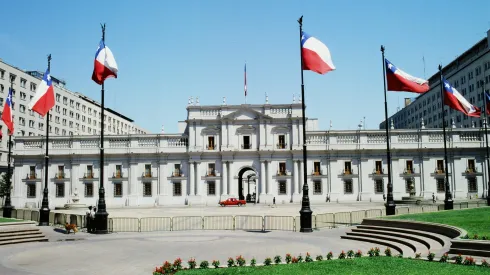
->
xmin=10 ymin=102 xmax=489 ymax=209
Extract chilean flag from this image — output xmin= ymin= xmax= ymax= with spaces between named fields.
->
xmin=485 ymin=92 xmax=490 ymax=116
xmin=301 ymin=32 xmax=335 ymax=74
xmin=1 ymin=88 xmax=14 ymax=134
xmin=385 ymin=59 xmax=429 ymax=93
xmin=443 ymin=78 xmax=480 ymax=117
xmin=92 ymin=39 xmax=118 ymax=85
xmin=28 ymin=68 xmax=55 ymax=117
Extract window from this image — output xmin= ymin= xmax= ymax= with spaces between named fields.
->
xmin=144 ymin=164 xmax=152 ymax=177
xmin=406 ymin=160 xmax=413 ymax=173
xmin=63 ymin=97 xmax=68 ymax=105
xmin=344 ymin=161 xmax=352 ymax=174
xmin=436 ymin=179 xmax=445 ymax=193
xmin=70 ymin=99 xmax=74 ymax=107
xmin=173 ymin=182 xmax=182 ymax=196
xmin=344 ymin=180 xmax=353 ymax=194
xmin=27 ymin=184 xmax=36 ymax=198
xmin=76 ymin=102 xmax=80 ymax=110
xmin=143 ymin=183 xmax=152 ymax=196
xmin=115 ymin=165 xmax=122 ymax=178
xmin=278 ymin=181 xmax=287 ymax=194
xmin=86 ymin=165 xmax=94 ymax=178
xmin=29 ymin=166 xmax=36 ymax=179
xmin=436 ymin=160 xmax=444 ymax=173
xmin=207 ymin=136 xmax=215 ymax=150
xmin=85 ymin=183 xmax=94 ymax=197
xmin=57 ymin=165 xmax=65 ymax=178
xmin=405 ymin=179 xmax=414 ymax=193
xmin=278 ymin=135 xmax=286 ymax=149
xmin=20 ymin=92 xmax=26 ymax=100
xmin=242 ymin=135 xmax=251 ymax=149
xmin=313 ymin=162 xmax=321 ymax=175
xmin=114 ymin=183 xmax=122 ymax=197
xmin=278 ymin=162 xmax=286 ymax=175
xmin=56 ymin=183 xmax=65 ymax=197
xmin=313 ymin=181 xmax=322 ymax=194
xmin=375 ymin=160 xmax=382 ymax=174
xmin=174 ymin=164 xmax=181 ymax=176
xmin=468 ymin=178 xmax=477 ymax=193
xmin=56 ymin=94 xmax=60 ymax=102
xmin=467 ymin=159 xmax=475 ymax=173
xmin=207 ymin=181 xmax=216 ymax=195
xmin=208 ymin=163 xmax=215 ymax=176
xmin=63 ymin=108 xmax=67 ymax=115
xmin=375 ymin=179 xmax=384 ymax=193
xmin=0 ymin=69 xmax=4 ymax=79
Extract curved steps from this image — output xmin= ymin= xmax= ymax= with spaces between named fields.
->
xmin=341 ymin=235 xmax=412 ymax=256
xmin=355 ymin=225 xmax=448 ymax=247
xmin=0 ymin=222 xmax=48 ymax=246
xmin=350 ymin=228 xmax=434 ymax=250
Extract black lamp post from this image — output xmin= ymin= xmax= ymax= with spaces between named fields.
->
xmin=298 ymin=15 xmax=313 ymax=233
xmin=480 ymin=79 xmax=490 ymax=206
xmin=439 ymin=65 xmax=453 ymax=210
xmin=39 ymin=54 xmax=52 ymax=226
xmin=2 ymin=78 xmax=15 ymax=218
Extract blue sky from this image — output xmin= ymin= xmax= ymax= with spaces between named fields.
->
xmin=1 ymin=0 xmax=489 ymax=133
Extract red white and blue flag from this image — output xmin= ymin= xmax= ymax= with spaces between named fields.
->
xmin=385 ymin=59 xmax=429 ymax=93
xmin=2 ymin=88 xmax=14 ymax=134
xmin=442 ymin=78 xmax=480 ymax=117
xmin=92 ymin=39 xmax=118 ymax=85
xmin=28 ymin=68 xmax=55 ymax=117
xmin=485 ymin=92 xmax=490 ymax=116
xmin=244 ymin=63 xmax=247 ymax=97
xmin=301 ymin=32 xmax=335 ymax=74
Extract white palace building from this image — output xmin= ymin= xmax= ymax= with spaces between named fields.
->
xmin=9 ymin=101 xmax=489 ymax=209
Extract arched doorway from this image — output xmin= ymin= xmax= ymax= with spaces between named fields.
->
xmin=238 ymin=167 xmax=257 ymax=202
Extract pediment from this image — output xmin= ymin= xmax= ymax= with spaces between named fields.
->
xmin=271 ymin=126 xmax=290 ymax=134
xmin=236 ymin=125 xmax=256 ymax=134
xmin=222 ymin=107 xmax=272 ymax=120
xmin=201 ymin=126 xmax=220 ymax=135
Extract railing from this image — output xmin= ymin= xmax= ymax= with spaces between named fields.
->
xmin=464 ymin=167 xmax=477 ymax=173
xmin=277 ymin=170 xmax=287 ymax=176
xmin=142 ymin=172 xmax=153 ymax=178
xmin=55 ymin=172 xmax=65 ymax=179
xmin=207 ymin=170 xmax=216 ymax=177
xmin=113 ymin=172 xmax=123 ymax=178
xmin=83 ymin=172 xmax=95 ymax=179
xmin=241 ymin=144 xmax=252 ymax=149
xmin=276 ymin=143 xmax=287 ymax=149
xmin=206 ymin=144 xmax=215 ymax=150
xmin=403 ymin=168 xmax=415 ymax=174
xmin=27 ymin=172 xmax=37 ymax=179
xmin=372 ymin=169 xmax=384 ymax=175
xmin=172 ymin=171 xmax=183 ymax=177
xmin=311 ymin=169 xmax=323 ymax=176
xmin=3 ymin=201 xmax=485 ymax=233
xmin=435 ymin=169 xmax=445 ymax=174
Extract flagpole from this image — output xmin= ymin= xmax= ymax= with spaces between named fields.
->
xmin=481 ymin=79 xmax=490 ymax=206
xmin=380 ymin=46 xmax=396 ymax=215
xmin=298 ymin=15 xmax=313 ymax=233
xmin=439 ymin=65 xmax=453 ymax=210
xmin=2 ymin=80 xmax=14 ymax=218
xmin=39 ymin=54 xmax=52 ymax=226
xmin=95 ymin=23 xmax=109 ymax=234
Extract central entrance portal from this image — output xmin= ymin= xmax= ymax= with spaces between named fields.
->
xmin=238 ymin=167 xmax=257 ymax=202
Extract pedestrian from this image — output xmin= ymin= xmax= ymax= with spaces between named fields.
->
xmin=86 ymin=206 xmax=92 ymax=233
xmin=432 ymin=193 xmax=436 ymax=203
xmin=326 ymin=194 xmax=330 ymax=203
xmin=273 ymin=197 xmax=276 ymax=206
xmin=90 ymin=207 xmax=96 ymax=232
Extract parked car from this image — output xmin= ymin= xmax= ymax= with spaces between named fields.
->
xmin=219 ymin=198 xmax=246 ymax=207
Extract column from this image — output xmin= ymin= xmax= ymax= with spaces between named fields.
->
xmin=293 ymin=160 xmax=299 ymax=195
xmin=222 ymin=161 xmax=228 ymax=195
xmin=260 ymin=161 xmax=266 ymax=195
xmin=195 ymin=162 xmax=201 ymax=195
xmin=189 ymin=161 xmax=194 ymax=196
xmin=266 ymin=161 xmax=271 ymax=195
xmin=159 ymin=162 xmax=167 ymax=195
xmin=229 ymin=162 xmax=235 ymax=196
xmin=299 ymin=160 xmax=303 ymax=194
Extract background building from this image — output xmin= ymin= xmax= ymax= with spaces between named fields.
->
xmin=11 ymin=101 xmax=489 ymax=209
xmin=380 ymin=29 xmax=490 ymax=130
xmin=0 ymin=59 xmax=148 ymax=173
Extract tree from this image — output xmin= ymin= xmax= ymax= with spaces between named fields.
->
xmin=0 ymin=172 xmax=12 ymax=198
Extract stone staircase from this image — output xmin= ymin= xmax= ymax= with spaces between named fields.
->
xmin=0 ymin=221 xmax=48 ymax=245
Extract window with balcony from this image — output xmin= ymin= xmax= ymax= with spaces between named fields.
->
xmin=467 ymin=159 xmax=475 ymax=173
xmin=313 ymin=161 xmax=321 ymax=175
xmin=143 ymin=183 xmax=152 ymax=196
xmin=56 ymin=183 xmax=65 ymax=197
xmin=436 ymin=160 xmax=444 ymax=173
xmin=278 ymin=135 xmax=286 ymax=149
xmin=375 ymin=179 xmax=384 ymax=193
xmin=29 ymin=166 xmax=36 ymax=179
xmin=208 ymin=163 xmax=215 ymax=176
xmin=278 ymin=181 xmax=287 ymax=194
xmin=313 ymin=181 xmax=322 ymax=194
xmin=406 ymin=160 xmax=413 ymax=174
xmin=27 ymin=184 xmax=36 ymax=198
xmin=115 ymin=165 xmax=122 ymax=178
xmin=207 ymin=136 xmax=215 ymax=150
xmin=344 ymin=161 xmax=352 ymax=174
xmin=114 ymin=183 xmax=122 ymax=197
xmin=207 ymin=181 xmax=216 ymax=195
xmin=144 ymin=164 xmax=152 ymax=177
xmin=468 ymin=178 xmax=477 ymax=193
xmin=436 ymin=179 xmax=445 ymax=193
xmin=278 ymin=162 xmax=286 ymax=175
xmin=375 ymin=160 xmax=383 ymax=174
xmin=57 ymin=166 xmax=65 ymax=178
xmin=405 ymin=179 xmax=414 ymax=193
xmin=242 ymin=135 xmax=251 ymax=149
xmin=86 ymin=165 xmax=94 ymax=178
xmin=85 ymin=183 xmax=94 ymax=197
xmin=174 ymin=164 xmax=181 ymax=177
xmin=173 ymin=182 xmax=182 ymax=196
xmin=344 ymin=179 xmax=353 ymax=194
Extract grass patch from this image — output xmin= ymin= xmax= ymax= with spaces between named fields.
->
xmin=0 ymin=217 xmax=24 ymax=223
xmin=178 ymin=257 xmax=488 ymax=275
xmin=386 ymin=207 xmax=490 ymax=237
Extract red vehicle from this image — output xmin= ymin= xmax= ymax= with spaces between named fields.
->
xmin=219 ymin=198 xmax=246 ymax=207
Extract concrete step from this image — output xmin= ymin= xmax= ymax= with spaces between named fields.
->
xmin=0 ymin=227 xmax=40 ymax=234
xmin=0 ymin=231 xmax=44 ymax=239
xmin=0 ymin=233 xmax=45 ymax=242
xmin=0 ymin=221 xmax=36 ymax=227
xmin=356 ymin=225 xmax=447 ymax=246
xmin=340 ymin=235 xmax=413 ymax=257
xmin=0 ymin=236 xmax=48 ymax=246
xmin=351 ymin=228 xmax=437 ymax=250
xmin=448 ymin=248 xmax=490 ymax=258
xmin=345 ymin=232 xmax=424 ymax=254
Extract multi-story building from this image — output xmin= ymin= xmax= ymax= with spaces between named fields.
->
xmin=380 ymin=29 xmax=490 ymax=130
xmin=0 ymin=59 xmax=148 ymax=173
xmin=11 ymin=101 xmax=489 ymax=209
